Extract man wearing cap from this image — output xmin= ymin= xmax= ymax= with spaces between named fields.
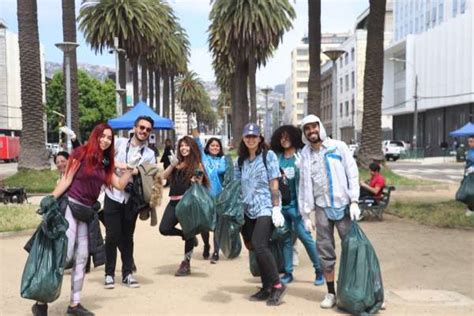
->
xmin=297 ymin=114 xmax=360 ymax=309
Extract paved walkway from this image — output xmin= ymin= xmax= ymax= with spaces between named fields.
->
xmin=1 ymin=191 xmax=473 ymax=315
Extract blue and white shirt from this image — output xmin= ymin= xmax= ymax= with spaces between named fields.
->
xmin=195 ymin=137 xmax=226 ymax=197
xmin=234 ymin=150 xmax=281 ymax=219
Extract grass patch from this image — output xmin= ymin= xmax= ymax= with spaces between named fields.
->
xmin=0 ymin=204 xmax=41 ymax=232
xmin=359 ymin=168 xmax=437 ymax=186
xmin=388 ymin=200 xmax=474 ymax=229
xmin=2 ymin=169 xmax=58 ymax=194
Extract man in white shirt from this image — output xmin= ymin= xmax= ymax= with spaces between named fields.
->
xmin=103 ymin=116 xmax=156 ymax=289
xmin=297 ymin=115 xmax=361 ymax=309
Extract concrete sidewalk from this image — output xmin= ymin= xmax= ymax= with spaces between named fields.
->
xmin=1 ymin=192 xmax=473 ymax=315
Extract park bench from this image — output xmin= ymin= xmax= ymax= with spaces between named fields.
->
xmin=359 ymin=186 xmax=395 ymax=221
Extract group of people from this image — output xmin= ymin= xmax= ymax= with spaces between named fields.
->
xmin=31 ymin=113 xmax=389 ymax=315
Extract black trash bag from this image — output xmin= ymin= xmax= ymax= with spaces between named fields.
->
xmin=215 ymin=180 xmax=245 ymax=259
xmin=337 ymin=222 xmax=384 ymax=315
xmin=175 ymin=183 xmax=216 ymax=240
xmin=20 ymin=196 xmax=69 ymax=303
xmin=456 ymin=173 xmax=474 ymax=208
xmin=249 ymin=226 xmax=289 ymax=277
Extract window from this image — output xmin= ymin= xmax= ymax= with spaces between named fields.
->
xmin=438 ymin=0 xmax=444 ymax=22
xmin=426 ymin=6 xmax=431 ymax=29
xmin=297 ymin=60 xmax=308 ymax=68
xmin=351 ymin=48 xmax=355 ymax=61
xmin=351 ymin=71 xmax=355 ymax=89
xmin=460 ymin=0 xmax=466 ymax=13
xmin=297 ymin=103 xmax=304 ymax=111
xmin=415 ymin=17 xmax=419 ymax=33
xmin=297 ymin=81 xmax=308 ymax=88
xmin=339 ymin=58 xmax=343 ymax=68
xmin=432 ymin=4 xmax=437 ymax=27
xmin=344 ymin=52 xmax=349 ymax=65
xmin=339 ymin=103 xmax=343 ymax=116
xmin=351 ymin=97 xmax=355 ymax=114
xmin=297 ymin=48 xmax=308 ymax=56
xmin=345 ymin=74 xmax=349 ymax=91
xmin=297 ymin=92 xmax=307 ymax=99
xmin=297 ymin=113 xmax=304 ymax=121
xmin=345 ymin=101 xmax=349 ymax=117
xmin=339 ymin=78 xmax=343 ymax=93
xmin=453 ymin=0 xmax=458 ymax=17
xmin=297 ymin=70 xmax=309 ymax=78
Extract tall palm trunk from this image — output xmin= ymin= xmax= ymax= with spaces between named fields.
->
xmin=119 ymin=53 xmax=127 ymax=114
xmin=17 ymin=0 xmax=49 ymax=169
xmin=148 ymin=70 xmax=154 ymax=108
xmin=171 ymin=75 xmax=176 ymax=141
xmin=62 ymin=0 xmax=79 ymax=140
xmin=163 ymin=74 xmax=170 ymax=138
xmin=232 ymin=60 xmax=249 ymax=146
xmin=248 ymin=56 xmax=257 ymax=123
xmin=358 ymin=0 xmax=386 ymax=168
xmin=307 ymin=0 xmax=322 ymax=116
xmin=154 ymin=70 xmax=161 ymax=113
xmin=132 ymin=60 xmax=139 ymax=105
xmin=140 ymin=58 xmax=147 ymax=102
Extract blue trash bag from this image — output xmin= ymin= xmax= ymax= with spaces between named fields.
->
xmin=20 ymin=196 xmax=69 ymax=303
xmin=175 ymin=183 xmax=216 ymax=240
xmin=337 ymin=221 xmax=384 ymax=315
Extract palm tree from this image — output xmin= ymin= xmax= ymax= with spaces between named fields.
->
xmin=209 ymin=0 xmax=295 ymax=144
xmin=62 ymin=0 xmax=79 ymax=139
xmin=16 ymin=0 xmax=50 ymax=169
xmin=358 ymin=0 xmax=387 ymax=168
xmin=307 ymin=0 xmax=322 ymax=116
xmin=175 ymin=71 xmax=207 ymax=134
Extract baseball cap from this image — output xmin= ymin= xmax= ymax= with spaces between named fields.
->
xmin=242 ymin=123 xmax=260 ymax=137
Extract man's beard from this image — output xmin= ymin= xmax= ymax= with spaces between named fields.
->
xmin=306 ymin=132 xmax=321 ymax=144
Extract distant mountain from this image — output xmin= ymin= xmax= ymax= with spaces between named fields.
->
xmin=45 ymin=61 xmax=114 ymax=81
xmin=274 ymin=84 xmax=285 ymax=95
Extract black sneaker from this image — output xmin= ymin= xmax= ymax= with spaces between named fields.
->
xmin=210 ymin=251 xmax=219 ymax=264
xmin=266 ymin=284 xmax=287 ymax=306
xmin=203 ymin=244 xmax=210 ymax=259
xmin=175 ymin=260 xmax=191 ymax=276
xmin=32 ymin=303 xmax=48 ymax=316
xmin=249 ymin=287 xmax=271 ymax=301
xmin=66 ymin=303 xmax=94 ymax=316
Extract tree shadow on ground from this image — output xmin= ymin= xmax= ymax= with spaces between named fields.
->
xmin=153 ymin=264 xmax=209 ymax=278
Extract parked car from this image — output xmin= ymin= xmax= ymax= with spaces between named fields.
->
xmin=46 ymin=143 xmax=61 ymax=156
xmin=382 ymin=140 xmax=405 ymax=161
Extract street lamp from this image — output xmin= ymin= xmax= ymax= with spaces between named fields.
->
xmin=323 ymin=50 xmax=345 ymax=139
xmin=261 ymin=87 xmax=273 ymax=138
xmin=390 ymin=57 xmax=418 ymax=153
xmin=55 ymin=42 xmax=79 ymax=152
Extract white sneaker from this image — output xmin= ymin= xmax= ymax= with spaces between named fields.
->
xmin=292 ymin=243 xmax=300 ymax=266
xmin=466 ymin=210 xmax=474 ymax=216
xmin=320 ymin=293 xmax=336 ymax=309
xmin=122 ymin=274 xmax=140 ymax=288
xmin=104 ymin=275 xmax=114 ymax=289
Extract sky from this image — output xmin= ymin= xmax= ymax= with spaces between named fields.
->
xmin=0 ymin=0 xmax=368 ymax=87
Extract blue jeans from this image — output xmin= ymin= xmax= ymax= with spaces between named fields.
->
xmin=282 ymin=206 xmax=321 ymax=274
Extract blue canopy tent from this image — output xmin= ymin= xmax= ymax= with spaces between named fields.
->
xmin=108 ymin=101 xmax=174 ymax=130
xmin=449 ymin=122 xmax=474 ymax=137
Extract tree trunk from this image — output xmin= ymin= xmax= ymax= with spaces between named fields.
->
xmin=171 ymin=75 xmax=176 ymax=142
xmin=248 ymin=56 xmax=257 ymax=123
xmin=307 ymin=0 xmax=322 ymax=116
xmin=154 ymin=70 xmax=161 ymax=113
xmin=17 ymin=0 xmax=50 ymax=169
xmin=62 ymin=0 xmax=79 ymax=140
xmin=132 ymin=60 xmax=139 ymax=105
xmin=163 ymin=74 xmax=170 ymax=139
xmin=232 ymin=60 xmax=249 ymax=147
xmin=358 ymin=0 xmax=386 ymax=168
xmin=148 ymin=69 xmax=154 ymax=108
xmin=119 ymin=53 xmax=127 ymax=114
xmin=140 ymin=58 xmax=147 ymax=102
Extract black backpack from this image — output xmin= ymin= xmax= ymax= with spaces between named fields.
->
xmin=238 ymin=150 xmax=292 ymax=206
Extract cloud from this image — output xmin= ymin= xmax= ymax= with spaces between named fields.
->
xmin=189 ymin=46 xmax=215 ymax=82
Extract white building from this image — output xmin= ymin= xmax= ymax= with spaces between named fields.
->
xmin=0 ymin=20 xmax=46 ymax=135
xmin=383 ymin=0 xmax=473 ymax=156
xmin=285 ymin=33 xmax=350 ymax=125
xmin=334 ymin=3 xmax=393 ymax=143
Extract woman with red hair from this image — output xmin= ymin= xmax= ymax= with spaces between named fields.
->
xmin=32 ymin=123 xmax=140 ymax=316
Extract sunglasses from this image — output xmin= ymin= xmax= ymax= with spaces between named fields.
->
xmin=138 ymin=125 xmax=152 ymax=133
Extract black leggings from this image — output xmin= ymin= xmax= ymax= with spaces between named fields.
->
xmin=241 ymin=215 xmax=279 ymax=289
xmin=159 ymin=201 xmax=195 ymax=254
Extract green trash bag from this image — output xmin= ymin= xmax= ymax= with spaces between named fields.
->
xmin=249 ymin=226 xmax=289 ymax=277
xmin=221 ymin=154 xmax=235 ymax=188
xmin=337 ymin=222 xmax=384 ymax=315
xmin=456 ymin=173 xmax=474 ymax=208
xmin=21 ymin=196 xmax=69 ymax=303
xmin=175 ymin=183 xmax=216 ymax=240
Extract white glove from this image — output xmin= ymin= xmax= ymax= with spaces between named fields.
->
xmin=190 ymin=116 xmax=198 ymax=130
xmin=127 ymin=149 xmax=142 ymax=169
xmin=59 ymin=126 xmax=76 ymax=140
xmin=294 ymin=152 xmax=302 ymax=169
xmin=350 ymin=203 xmax=361 ymax=221
xmin=168 ymin=151 xmax=179 ymax=167
xmin=271 ymin=206 xmax=285 ymax=228
xmin=302 ymin=215 xmax=313 ymax=232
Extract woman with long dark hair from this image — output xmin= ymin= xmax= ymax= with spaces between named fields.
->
xmin=32 ymin=123 xmax=139 ymax=316
xmin=192 ymin=126 xmax=226 ymax=262
xmin=270 ymin=125 xmax=324 ymax=286
xmin=235 ymin=123 xmax=287 ymax=306
xmin=159 ymin=136 xmax=209 ymax=276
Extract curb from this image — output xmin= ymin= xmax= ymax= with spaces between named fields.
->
xmin=395 ymin=184 xmax=452 ymax=191
xmin=0 ymin=228 xmax=36 ymax=238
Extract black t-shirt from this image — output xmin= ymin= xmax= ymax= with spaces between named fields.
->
xmin=169 ymin=168 xmax=191 ymax=196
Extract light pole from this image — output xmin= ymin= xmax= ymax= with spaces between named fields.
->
xmin=222 ymin=105 xmax=230 ymax=152
xmin=261 ymin=87 xmax=273 ymax=138
xmin=109 ymin=37 xmax=126 ymax=117
xmin=55 ymin=42 xmax=79 ymax=152
xmin=324 ymin=50 xmax=345 ymax=139
xmin=390 ymin=57 xmax=418 ymax=153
